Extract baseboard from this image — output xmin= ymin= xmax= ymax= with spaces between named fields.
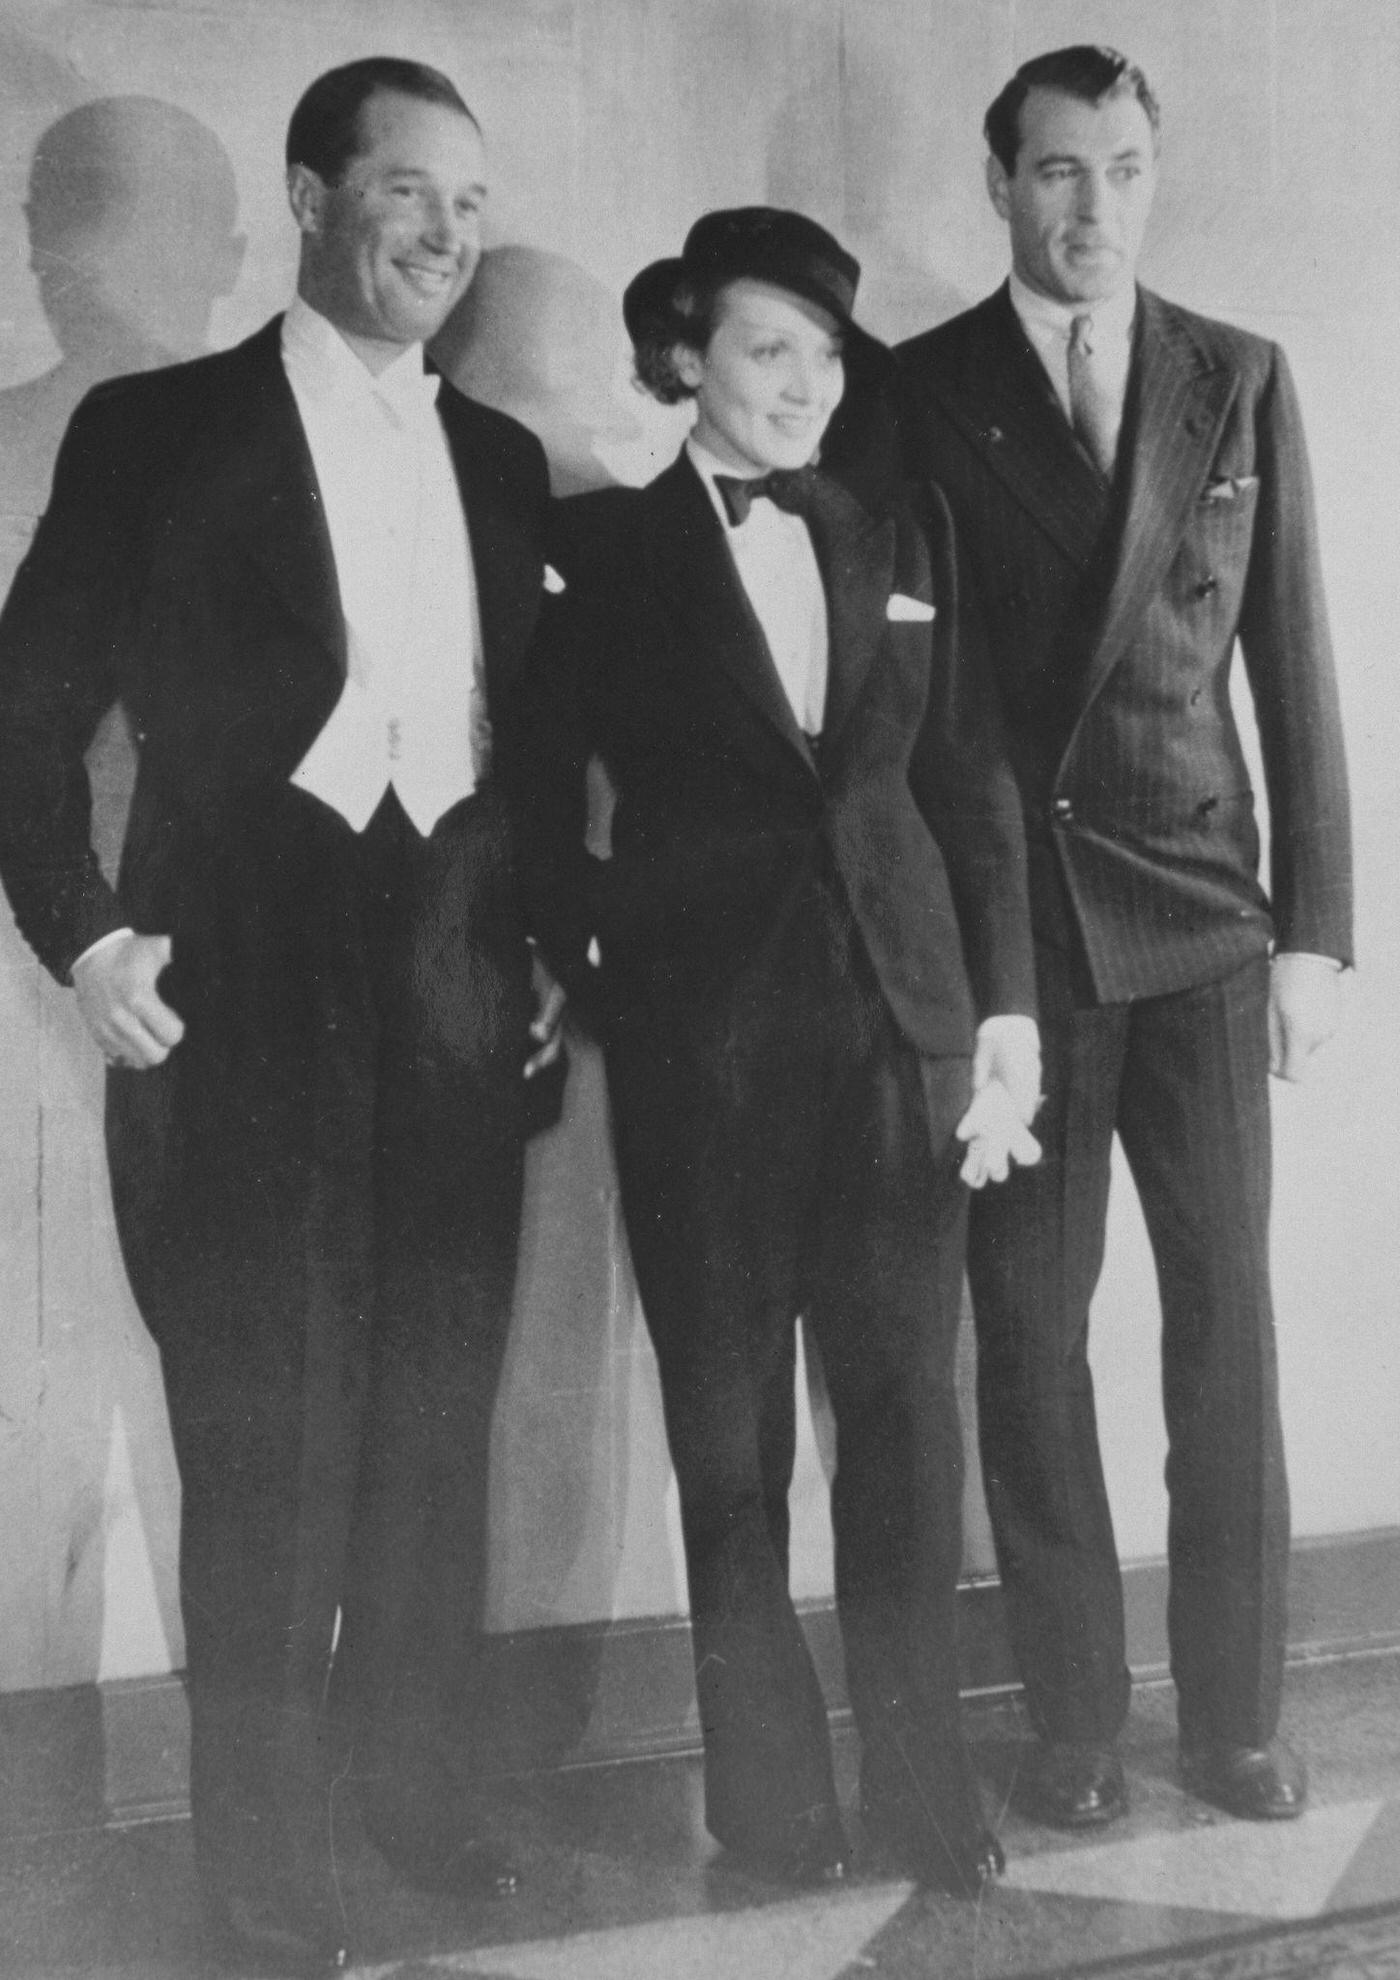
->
xmin=3 ymin=1527 xmax=1396 ymax=1835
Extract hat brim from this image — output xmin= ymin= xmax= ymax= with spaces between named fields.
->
xmin=622 ymin=253 xmax=890 ymax=381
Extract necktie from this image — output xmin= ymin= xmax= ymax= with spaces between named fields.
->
xmin=714 ymin=466 xmax=820 ymax=527
xmin=1067 ymin=313 xmax=1117 ymax=480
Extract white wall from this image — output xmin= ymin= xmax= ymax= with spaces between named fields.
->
xmin=0 ymin=0 xmax=1394 ymax=1693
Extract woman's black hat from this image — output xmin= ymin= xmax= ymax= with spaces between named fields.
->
xmin=622 ymin=205 xmax=881 ymax=363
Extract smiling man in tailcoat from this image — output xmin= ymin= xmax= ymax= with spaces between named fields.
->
xmin=0 ymin=56 xmax=561 ymax=1973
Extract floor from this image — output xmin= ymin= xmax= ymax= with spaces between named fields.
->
xmin=2 ymin=1652 xmax=1398 ymax=1980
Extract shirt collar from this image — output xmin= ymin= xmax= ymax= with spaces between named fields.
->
xmin=1009 ymin=270 xmax=1137 ymax=346
xmin=282 ymin=296 xmax=440 ymax=420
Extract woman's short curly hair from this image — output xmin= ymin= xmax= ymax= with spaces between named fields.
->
xmin=629 ymin=273 xmax=728 ymax=405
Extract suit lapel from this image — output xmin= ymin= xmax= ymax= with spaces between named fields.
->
xmin=645 ymin=455 xmax=819 ymax=777
xmin=803 ymin=475 xmax=895 ymax=747
xmin=437 ymin=388 xmax=540 ymax=704
xmin=211 ymin=319 xmax=346 ymax=678
xmin=213 ymin=335 xmax=542 ymax=705
xmin=923 ymin=286 xmax=1112 ymax=568
xmin=1077 ymin=291 xmax=1238 ymax=712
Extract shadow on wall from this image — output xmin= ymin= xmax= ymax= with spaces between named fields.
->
xmin=0 ymin=96 xmax=244 ymax=534
xmin=433 ymin=244 xmax=640 ymax=495
xmin=0 ymin=95 xmax=247 ymax=880
xmin=0 ymin=98 xmax=244 ymax=1695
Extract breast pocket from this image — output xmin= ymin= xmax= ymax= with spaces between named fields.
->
xmin=1196 ymin=473 xmax=1260 ymax=523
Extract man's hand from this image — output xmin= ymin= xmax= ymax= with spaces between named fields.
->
xmin=1269 ymin=951 xmax=1343 ymax=1083
xmin=72 ymin=932 xmax=185 ymax=1069
xmin=524 ymin=959 xmax=567 ymax=1080
xmin=971 ymin=1012 xmax=1042 ymax=1124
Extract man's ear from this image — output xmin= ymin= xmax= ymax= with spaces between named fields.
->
xmin=286 ymin=163 xmax=326 ymax=238
xmin=985 ymin=151 xmax=1012 ymax=221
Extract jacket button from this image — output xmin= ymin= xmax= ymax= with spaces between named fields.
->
xmin=1052 ymin=797 xmax=1074 ymax=824
xmin=1195 ymin=573 xmax=1219 ymax=598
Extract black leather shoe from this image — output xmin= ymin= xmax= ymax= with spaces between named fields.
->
xmin=367 ymin=1820 xmax=522 ymax=1898
xmin=1180 ymin=1738 xmax=1308 ymax=1820
xmin=771 ymin=1838 xmax=851 ymax=1889
xmin=934 ymin=1827 xmax=1006 ymax=1897
xmin=202 ymin=1885 xmax=352 ymax=1976
xmin=1025 ymin=1742 xmax=1127 ymax=1829
xmin=721 ymin=1810 xmax=852 ymax=1888
xmin=862 ymin=1792 xmax=1005 ymax=1896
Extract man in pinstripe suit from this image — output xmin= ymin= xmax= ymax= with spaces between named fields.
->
xmin=892 ymin=46 xmax=1353 ymax=1828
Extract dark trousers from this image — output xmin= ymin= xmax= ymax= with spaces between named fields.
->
xmin=967 ymin=947 xmax=1287 ymax=1751
xmin=604 ymin=871 xmax=974 ymax=1854
xmin=106 ymin=784 xmax=532 ymax=1890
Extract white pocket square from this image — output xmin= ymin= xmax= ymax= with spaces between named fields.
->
xmin=886 ymin=593 xmax=936 ymax=622
xmin=1201 ymin=475 xmax=1258 ymax=503
xmin=543 ymin=564 xmax=567 ymax=594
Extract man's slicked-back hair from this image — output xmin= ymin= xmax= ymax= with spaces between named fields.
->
xmin=984 ymin=44 xmax=1160 ymax=175
xmin=286 ymin=56 xmax=476 ymax=184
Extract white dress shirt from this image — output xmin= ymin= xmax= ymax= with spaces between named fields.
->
xmin=1009 ymin=271 xmax=1136 ymax=467
xmin=688 ymin=437 xmax=829 ymax=737
xmin=282 ymin=296 xmax=486 ymax=836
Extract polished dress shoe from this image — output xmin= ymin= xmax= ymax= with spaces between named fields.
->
xmin=202 ymin=1883 xmax=352 ymax=1977
xmin=720 ymin=1808 xmax=852 ymax=1888
xmin=364 ymin=1809 xmax=521 ymax=1898
xmin=1025 ymin=1742 xmax=1127 ymax=1829
xmin=864 ymin=1803 xmax=1005 ymax=1895
xmin=1180 ymin=1738 xmax=1308 ymax=1819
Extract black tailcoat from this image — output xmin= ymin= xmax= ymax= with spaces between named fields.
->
xmin=0 ymin=318 xmax=551 ymax=1883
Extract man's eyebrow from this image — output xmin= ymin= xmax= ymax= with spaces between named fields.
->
xmin=1030 ymin=143 xmax=1149 ymax=169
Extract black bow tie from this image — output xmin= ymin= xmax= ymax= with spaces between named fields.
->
xmin=714 ymin=466 xmax=821 ymax=527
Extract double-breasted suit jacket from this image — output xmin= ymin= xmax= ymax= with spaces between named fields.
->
xmin=893 ymin=283 xmax=1353 ymax=1755
xmin=513 ymin=448 xmax=1034 ymax=1865
xmin=0 ymin=317 xmax=550 ymax=1875
xmin=897 ymin=284 xmax=1353 ymax=999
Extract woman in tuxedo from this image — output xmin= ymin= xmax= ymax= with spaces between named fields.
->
xmin=512 ymin=208 xmax=1040 ymax=1893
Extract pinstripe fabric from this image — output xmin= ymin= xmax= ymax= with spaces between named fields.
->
xmin=966 ymin=946 xmax=1285 ymax=1746
xmin=897 ymin=284 xmax=1353 ymax=1002
xmin=890 ymin=283 xmax=1352 ymax=1754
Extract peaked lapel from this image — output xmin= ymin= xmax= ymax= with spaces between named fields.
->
xmin=204 ymin=319 xmax=345 ymax=681
xmin=1075 ymin=289 xmax=1239 ymax=714
xmin=802 ymin=473 xmax=895 ymax=747
xmin=644 ymin=454 xmax=819 ymax=779
xmin=918 ymin=285 xmax=1113 ymax=569
xmin=436 ymin=386 xmax=541 ymax=706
